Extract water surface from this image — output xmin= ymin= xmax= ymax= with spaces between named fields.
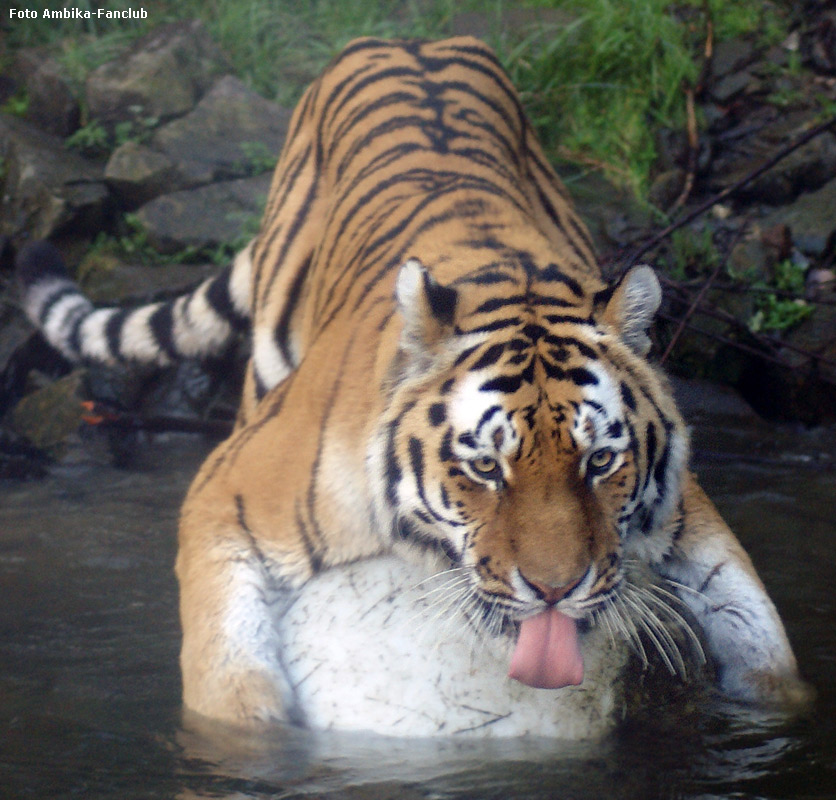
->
xmin=0 ymin=409 xmax=834 ymax=799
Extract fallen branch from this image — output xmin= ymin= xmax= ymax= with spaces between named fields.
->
xmin=81 ymin=401 xmax=234 ymax=438
xmin=624 ymin=113 xmax=836 ymax=268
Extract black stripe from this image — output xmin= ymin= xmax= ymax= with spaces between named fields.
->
xmin=473 ymin=296 xmax=526 ymax=314
xmin=38 ymin=284 xmax=81 ymax=326
xmin=475 ymin=405 xmax=502 ymax=434
xmin=206 ymin=267 xmax=249 ymax=332
xmin=105 ymin=309 xmax=130 ymax=361
xmin=470 ymin=343 xmax=505 ymax=371
xmin=253 ymin=366 xmax=269 ymax=401
xmin=273 ymin=251 xmax=312 ymax=367
xmin=408 ymin=435 xmax=465 ymax=528
xmin=466 ymin=317 xmax=521 ymax=334
xmin=546 ymin=335 xmax=598 ymax=360
xmin=384 ymin=419 xmax=402 ymax=508
xmin=394 ymin=516 xmax=460 ymax=565
xmin=256 ymin=142 xmax=315 ymax=301
xmin=428 ymin=403 xmax=446 ymax=427
xmin=235 ymin=494 xmax=290 ymax=587
xmin=567 ymin=367 xmax=599 ymax=386
xmin=439 ymin=428 xmax=455 ymax=462
xmin=67 ymin=311 xmax=86 ymax=357
xmin=480 ymin=373 xmax=524 ymax=394
xmin=536 ymin=264 xmax=585 ymax=297
xmin=543 ymin=314 xmax=594 ymax=326
xmin=295 ymin=500 xmax=324 ymax=574
xmin=148 ymin=301 xmax=182 ymax=361
xmin=621 ymin=381 xmax=637 ymax=411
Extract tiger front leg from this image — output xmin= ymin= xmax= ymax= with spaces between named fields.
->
xmin=650 ymin=474 xmax=812 ymax=708
xmin=176 ymin=511 xmax=303 ymax=727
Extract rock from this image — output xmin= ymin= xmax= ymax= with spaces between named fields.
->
xmin=801 ymin=11 xmax=836 ymax=74
xmin=0 ymin=426 xmax=49 ymax=480
xmin=785 ymin=304 xmax=836 ymax=386
xmin=9 ymin=369 xmax=88 ymax=455
xmin=85 ymin=20 xmax=230 ymax=129
xmin=75 ymin=251 xmax=218 ymax=304
xmin=104 ymin=141 xmax=177 ymax=207
xmin=728 ymin=236 xmax=775 ymax=282
xmin=0 ymin=114 xmax=110 ymax=242
xmin=0 ymin=303 xmax=38 ymax=416
xmin=711 ymin=38 xmax=756 ymax=79
xmin=763 ymin=177 xmax=836 ymax=255
xmin=13 ymin=48 xmax=80 ymax=137
xmin=133 ymin=174 xmax=271 ymax=254
xmin=710 ymin=70 xmax=755 ymax=103
xmin=151 ymin=75 xmax=290 ymax=188
xmin=710 ymin=112 xmax=836 ymax=204
xmin=648 ymin=168 xmax=686 ymax=211
xmin=806 ymin=267 xmax=836 ymax=300
xmin=670 ymin=376 xmax=759 ymax=421
xmin=564 ymin=169 xmax=652 ymax=262
xmin=654 ymin=127 xmax=711 ymax=173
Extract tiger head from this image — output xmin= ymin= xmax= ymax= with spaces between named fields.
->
xmin=370 ymin=257 xmax=689 ymax=682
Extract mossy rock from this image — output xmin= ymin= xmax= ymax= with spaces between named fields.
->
xmin=10 ymin=370 xmax=87 ymax=455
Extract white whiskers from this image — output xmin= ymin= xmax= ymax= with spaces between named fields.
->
xmin=595 ymin=569 xmax=706 ymax=679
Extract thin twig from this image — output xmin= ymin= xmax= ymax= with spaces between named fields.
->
xmin=659 ymin=222 xmax=747 ymax=364
xmin=625 ymin=113 xmax=836 ymax=268
xmin=660 ymin=277 xmax=836 ymax=374
xmin=668 ymin=86 xmax=699 ymax=214
xmin=656 ymin=309 xmax=792 ymax=368
xmin=709 ymin=281 xmax=836 ymax=306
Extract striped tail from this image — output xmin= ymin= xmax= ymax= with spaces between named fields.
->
xmin=16 ymin=241 xmax=252 ymax=367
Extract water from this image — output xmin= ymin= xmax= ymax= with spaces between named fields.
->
xmin=0 ymin=406 xmax=834 ymax=800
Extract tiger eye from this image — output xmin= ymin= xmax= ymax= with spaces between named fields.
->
xmin=587 ymin=448 xmax=615 ymax=475
xmin=470 ymin=456 xmax=500 ymax=476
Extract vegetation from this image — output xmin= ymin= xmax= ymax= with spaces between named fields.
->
xmin=5 ymin=0 xmax=791 ymax=194
xmin=748 ymin=259 xmax=814 ymax=333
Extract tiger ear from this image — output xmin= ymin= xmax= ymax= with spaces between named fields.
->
xmin=395 ymin=259 xmax=458 ymax=357
xmin=601 ymin=265 xmax=661 ymax=356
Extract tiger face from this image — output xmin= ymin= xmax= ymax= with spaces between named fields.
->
xmin=371 ymin=258 xmax=689 ymax=666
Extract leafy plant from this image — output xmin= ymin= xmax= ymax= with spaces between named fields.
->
xmin=662 ymin=226 xmax=720 ymax=281
xmin=748 ymin=258 xmax=813 ymax=333
xmin=237 ymin=141 xmax=278 ymax=176
xmin=114 ymin=114 xmax=159 ymax=148
xmin=65 ymin=119 xmax=110 ymax=156
xmin=1 ymin=89 xmax=30 ymax=117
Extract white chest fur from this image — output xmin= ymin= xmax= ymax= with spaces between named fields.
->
xmin=278 ymin=556 xmax=630 ymax=737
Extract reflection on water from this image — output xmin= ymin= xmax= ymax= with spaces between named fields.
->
xmin=0 ymin=414 xmax=834 ymax=800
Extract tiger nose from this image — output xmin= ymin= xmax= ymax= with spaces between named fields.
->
xmin=520 ymin=568 xmax=589 ymax=605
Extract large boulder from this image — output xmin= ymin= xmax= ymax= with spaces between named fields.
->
xmin=0 ymin=114 xmax=110 ymax=242
xmin=151 ymin=75 xmax=290 ymax=188
xmin=763 ymin=177 xmax=836 ymax=256
xmin=12 ymin=48 xmax=80 ymax=137
xmin=85 ymin=20 xmax=230 ymax=129
xmin=104 ymin=141 xmax=178 ymax=207
xmin=709 ymin=111 xmax=836 ymax=205
xmin=133 ymin=174 xmax=271 ymax=254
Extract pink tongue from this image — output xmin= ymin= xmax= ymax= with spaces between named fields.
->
xmin=508 ymin=608 xmax=584 ymax=689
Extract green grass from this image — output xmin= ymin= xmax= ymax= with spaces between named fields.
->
xmin=5 ymin=0 xmax=791 ymax=195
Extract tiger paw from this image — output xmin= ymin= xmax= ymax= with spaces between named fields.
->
xmin=719 ymin=665 xmax=815 ymax=712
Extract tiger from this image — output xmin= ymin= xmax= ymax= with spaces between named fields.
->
xmin=17 ymin=36 xmax=808 ymax=732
